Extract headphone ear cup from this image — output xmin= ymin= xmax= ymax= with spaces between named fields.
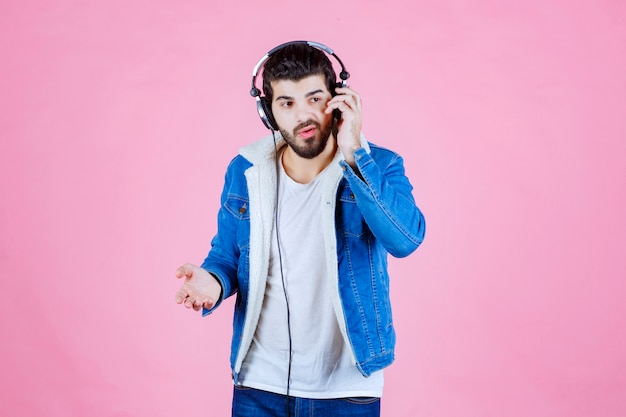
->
xmin=332 ymin=81 xmax=343 ymax=121
xmin=258 ymin=97 xmax=278 ymax=131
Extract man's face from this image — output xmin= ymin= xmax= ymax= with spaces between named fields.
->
xmin=270 ymin=74 xmax=334 ymax=159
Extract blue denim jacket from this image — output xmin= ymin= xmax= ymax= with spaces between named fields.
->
xmin=201 ymin=135 xmax=425 ymax=381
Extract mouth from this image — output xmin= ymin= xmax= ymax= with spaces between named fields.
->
xmin=296 ymin=124 xmax=317 ymax=139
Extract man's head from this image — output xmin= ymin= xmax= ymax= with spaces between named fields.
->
xmin=260 ymin=43 xmax=340 ymax=159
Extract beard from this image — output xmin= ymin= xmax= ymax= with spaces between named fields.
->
xmin=280 ymin=120 xmax=333 ymax=159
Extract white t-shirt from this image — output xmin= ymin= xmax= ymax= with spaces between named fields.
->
xmin=239 ymin=155 xmax=383 ymax=399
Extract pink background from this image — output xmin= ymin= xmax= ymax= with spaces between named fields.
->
xmin=1 ymin=1 xmax=625 ymax=416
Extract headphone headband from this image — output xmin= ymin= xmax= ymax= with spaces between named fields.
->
xmin=249 ymin=41 xmax=350 ymax=130
xmin=250 ymin=41 xmax=349 ymax=97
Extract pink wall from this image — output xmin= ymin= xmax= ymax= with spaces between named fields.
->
xmin=1 ymin=1 xmax=625 ymax=416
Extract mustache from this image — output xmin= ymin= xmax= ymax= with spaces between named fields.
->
xmin=293 ymin=120 xmax=320 ymax=134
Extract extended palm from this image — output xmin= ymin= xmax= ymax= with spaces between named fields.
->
xmin=175 ymin=263 xmax=222 ymax=311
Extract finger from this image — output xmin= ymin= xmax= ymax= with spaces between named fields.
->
xmin=192 ymin=298 xmax=205 ymax=311
xmin=175 ymin=263 xmax=195 ymax=279
xmin=326 ymin=98 xmax=354 ymax=115
xmin=334 ymin=87 xmax=362 ymax=110
xmin=332 ymin=94 xmax=359 ymax=110
xmin=175 ymin=266 xmax=188 ymax=278
xmin=184 ymin=296 xmax=195 ymax=309
xmin=352 ymin=92 xmax=362 ymax=110
xmin=335 ymin=86 xmax=358 ymax=93
xmin=175 ymin=288 xmax=189 ymax=304
xmin=331 ymin=100 xmax=357 ymax=116
xmin=334 ymin=87 xmax=360 ymax=99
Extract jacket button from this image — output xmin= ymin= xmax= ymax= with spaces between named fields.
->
xmin=239 ymin=206 xmax=246 ymax=214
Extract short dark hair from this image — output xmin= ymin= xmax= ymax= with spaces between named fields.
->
xmin=262 ymin=43 xmax=337 ymax=103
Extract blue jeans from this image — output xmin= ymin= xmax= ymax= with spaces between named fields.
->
xmin=232 ymin=386 xmax=381 ymax=417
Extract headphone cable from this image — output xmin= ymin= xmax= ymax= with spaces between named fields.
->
xmin=273 ymin=132 xmax=293 ymax=417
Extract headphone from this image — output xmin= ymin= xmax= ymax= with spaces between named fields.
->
xmin=249 ymin=40 xmax=350 ymax=131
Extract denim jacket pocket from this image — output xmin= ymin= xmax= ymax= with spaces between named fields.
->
xmin=337 ymin=186 xmax=367 ymax=237
xmin=224 ymin=194 xmax=250 ymax=220
xmin=224 ymin=194 xmax=250 ymax=246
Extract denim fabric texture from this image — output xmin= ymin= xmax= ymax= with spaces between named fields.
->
xmin=201 ymin=135 xmax=426 ymax=382
xmin=232 ymin=386 xmax=381 ymax=417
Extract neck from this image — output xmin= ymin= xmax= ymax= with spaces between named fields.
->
xmin=282 ymin=136 xmax=337 ymax=184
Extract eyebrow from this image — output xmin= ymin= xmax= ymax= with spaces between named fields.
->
xmin=275 ymin=89 xmax=325 ymax=101
xmin=305 ymin=89 xmax=324 ymax=97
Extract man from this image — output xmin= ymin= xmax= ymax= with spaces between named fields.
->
xmin=175 ymin=41 xmax=425 ymax=417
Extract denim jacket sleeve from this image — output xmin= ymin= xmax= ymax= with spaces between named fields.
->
xmin=199 ymin=157 xmax=250 ymax=315
xmin=340 ymin=146 xmax=426 ymax=258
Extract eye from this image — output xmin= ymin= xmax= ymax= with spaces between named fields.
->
xmin=280 ymin=101 xmax=293 ymax=108
xmin=311 ymin=97 xmax=321 ymax=103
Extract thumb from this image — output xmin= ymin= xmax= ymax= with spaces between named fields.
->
xmin=175 ymin=263 xmax=196 ymax=279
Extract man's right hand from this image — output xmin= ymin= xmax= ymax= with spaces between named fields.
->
xmin=175 ymin=263 xmax=222 ymax=312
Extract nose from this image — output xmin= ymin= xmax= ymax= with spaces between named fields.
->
xmin=295 ymin=101 xmax=315 ymax=123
